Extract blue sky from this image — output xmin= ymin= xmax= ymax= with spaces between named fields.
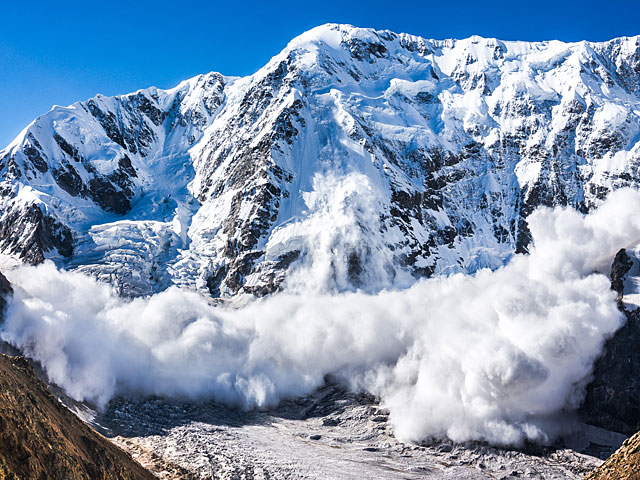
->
xmin=1 ymin=0 xmax=639 ymax=147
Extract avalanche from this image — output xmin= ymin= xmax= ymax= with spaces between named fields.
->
xmin=3 ymin=188 xmax=640 ymax=445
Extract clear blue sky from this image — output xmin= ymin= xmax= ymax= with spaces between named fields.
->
xmin=1 ymin=0 xmax=639 ymax=148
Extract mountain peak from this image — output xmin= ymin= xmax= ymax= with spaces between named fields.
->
xmin=0 ymin=25 xmax=639 ymax=297
xmin=288 ymin=23 xmax=383 ymax=48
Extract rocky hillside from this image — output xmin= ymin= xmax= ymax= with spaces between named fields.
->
xmin=1 ymin=24 xmax=639 ymax=297
xmin=0 ymin=354 xmax=156 ymax=480
xmin=584 ymin=429 xmax=640 ymax=480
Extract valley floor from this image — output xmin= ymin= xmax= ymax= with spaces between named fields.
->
xmin=89 ymin=379 xmax=621 ymax=480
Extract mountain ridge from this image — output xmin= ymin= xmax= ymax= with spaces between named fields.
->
xmin=1 ymin=23 xmax=639 ymax=298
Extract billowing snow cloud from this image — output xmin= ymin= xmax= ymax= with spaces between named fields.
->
xmin=3 ymin=180 xmax=640 ymax=446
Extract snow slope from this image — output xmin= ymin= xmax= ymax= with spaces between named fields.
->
xmin=1 ymin=24 xmax=640 ymax=297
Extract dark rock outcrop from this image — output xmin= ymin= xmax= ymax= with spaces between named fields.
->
xmin=0 ymin=204 xmax=73 ymax=265
xmin=0 ymin=271 xmax=11 ymax=321
xmin=0 ymin=204 xmax=73 ymax=264
xmin=611 ymin=249 xmax=634 ymax=303
xmin=580 ymin=249 xmax=640 ymax=434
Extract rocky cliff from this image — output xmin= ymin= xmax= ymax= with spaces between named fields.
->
xmin=581 ymin=248 xmax=640 ymax=434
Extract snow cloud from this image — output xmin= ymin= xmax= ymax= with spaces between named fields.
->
xmin=3 ymin=180 xmax=640 ymax=446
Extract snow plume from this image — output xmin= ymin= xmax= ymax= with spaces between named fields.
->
xmin=268 ymin=172 xmax=413 ymax=293
xmin=4 ymin=189 xmax=640 ymax=446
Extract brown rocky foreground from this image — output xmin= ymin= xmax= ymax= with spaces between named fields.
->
xmin=0 ymin=354 xmax=155 ymax=480
xmin=584 ymin=431 xmax=640 ymax=480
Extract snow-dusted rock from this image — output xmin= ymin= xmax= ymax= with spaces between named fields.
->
xmin=1 ymin=24 xmax=640 ymax=297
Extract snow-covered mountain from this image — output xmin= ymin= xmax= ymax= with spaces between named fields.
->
xmin=1 ymin=24 xmax=640 ymax=297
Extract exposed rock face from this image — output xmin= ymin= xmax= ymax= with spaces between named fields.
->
xmin=0 ymin=203 xmax=72 ymax=264
xmin=610 ymin=249 xmax=634 ymax=303
xmin=584 ymin=430 xmax=640 ymax=480
xmin=1 ymin=25 xmax=640 ymax=297
xmin=0 ymin=354 xmax=156 ymax=480
xmin=580 ymin=249 xmax=640 ymax=434
xmin=0 ymin=271 xmax=11 ymax=321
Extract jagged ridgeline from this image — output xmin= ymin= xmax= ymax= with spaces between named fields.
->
xmin=0 ymin=24 xmax=639 ymax=297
